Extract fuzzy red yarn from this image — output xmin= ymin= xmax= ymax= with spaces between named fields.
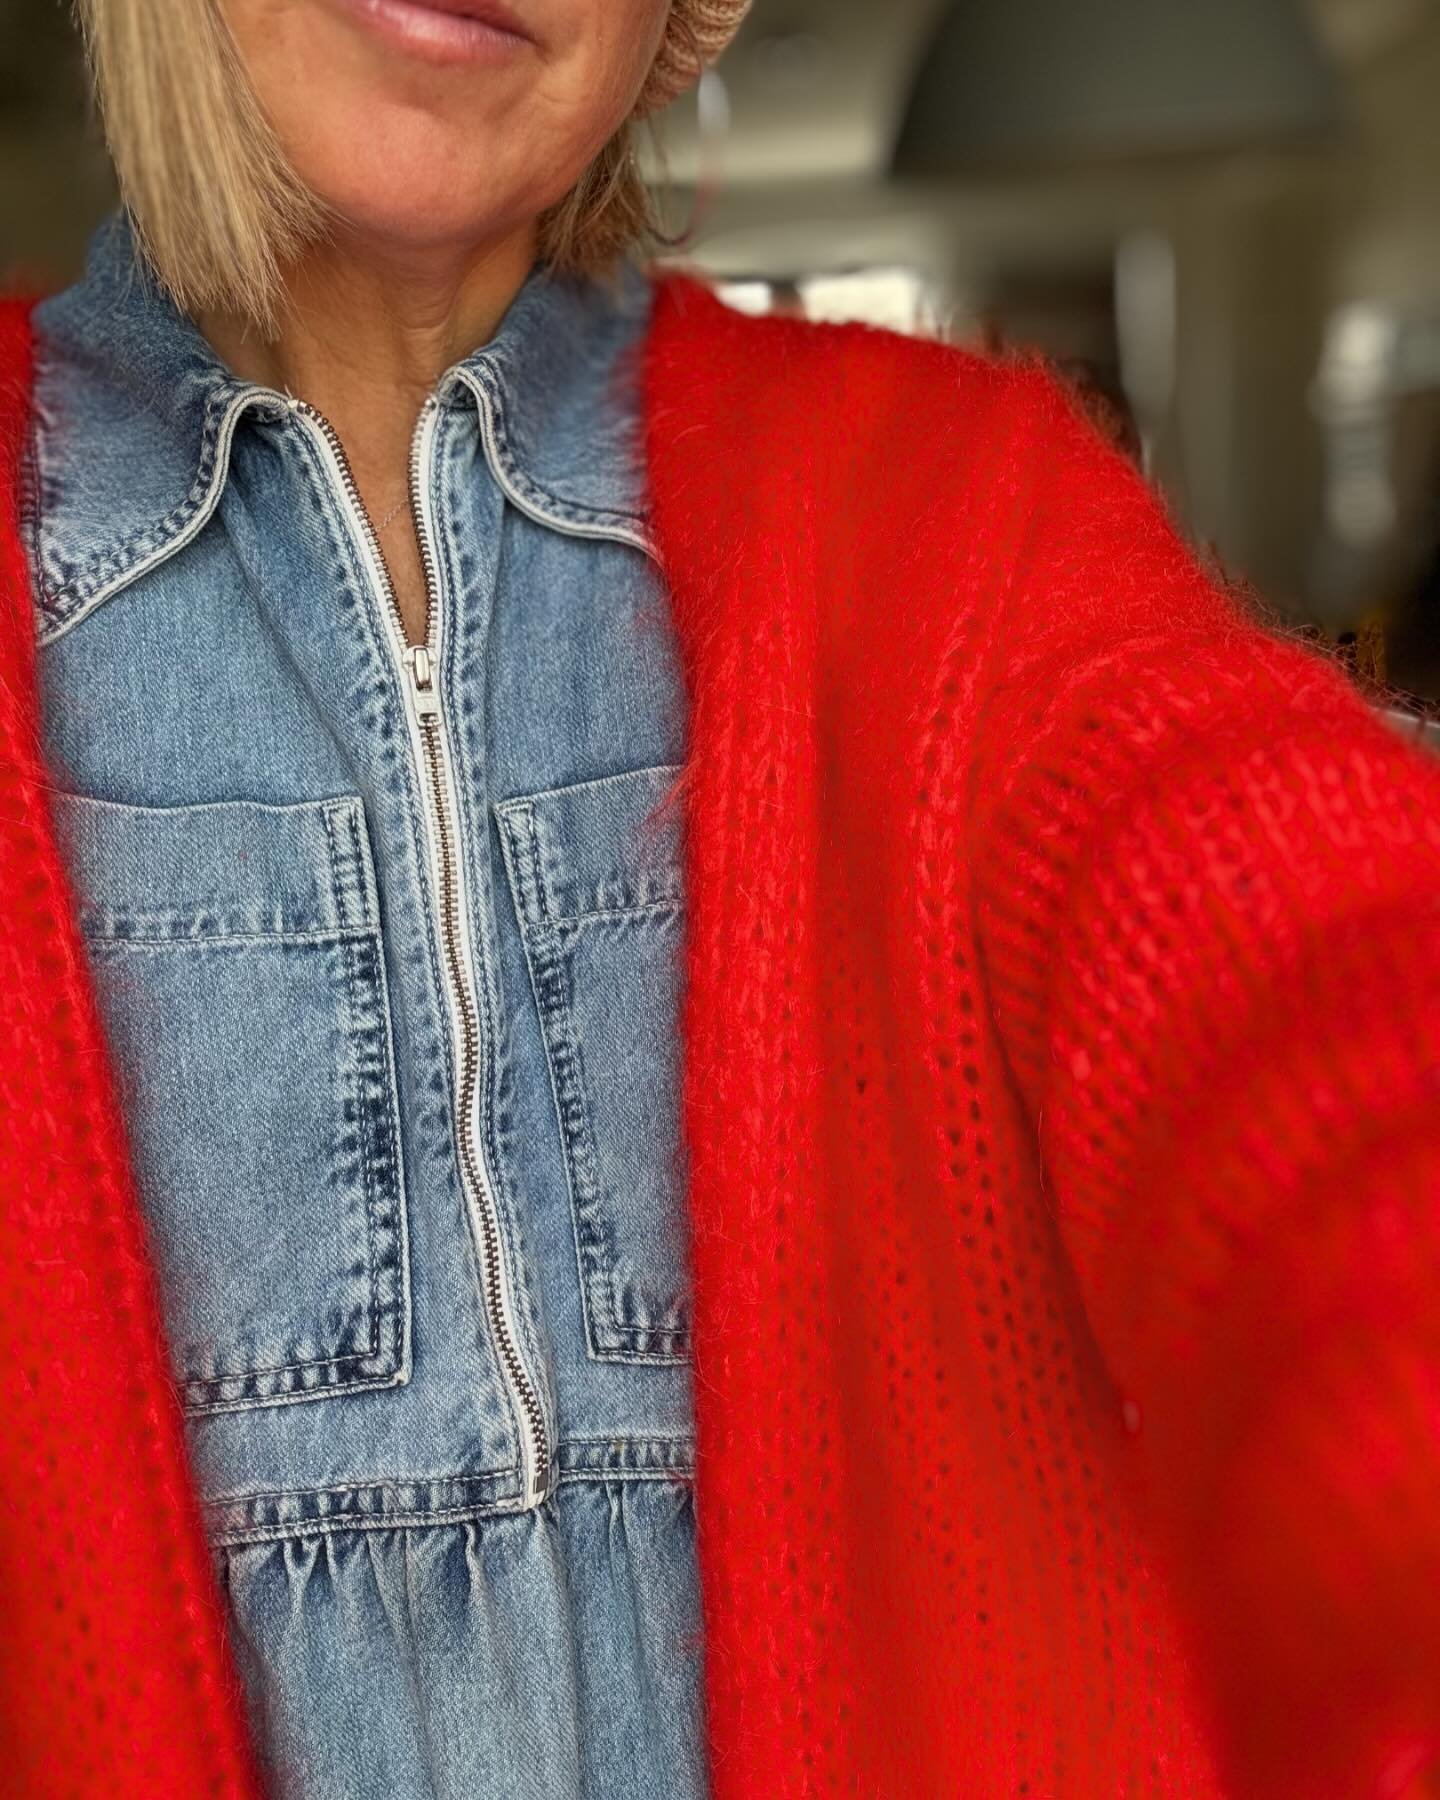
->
xmin=0 ymin=305 xmax=265 ymax=1797
xmin=642 ymin=280 xmax=1440 ymax=1800
xmin=2 ymin=281 xmax=1439 ymax=1798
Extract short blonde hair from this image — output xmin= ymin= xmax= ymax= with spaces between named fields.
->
xmin=76 ymin=0 xmax=693 ymax=337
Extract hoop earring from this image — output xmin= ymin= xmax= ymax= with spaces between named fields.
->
xmin=648 ymin=13 xmax=733 ymax=257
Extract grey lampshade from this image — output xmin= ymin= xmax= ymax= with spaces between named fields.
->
xmin=893 ymin=0 xmax=1340 ymax=173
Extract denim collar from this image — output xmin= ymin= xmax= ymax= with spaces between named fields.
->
xmin=28 ymin=213 xmax=655 ymax=643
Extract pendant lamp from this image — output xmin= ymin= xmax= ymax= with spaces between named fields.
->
xmin=892 ymin=0 xmax=1339 ymax=173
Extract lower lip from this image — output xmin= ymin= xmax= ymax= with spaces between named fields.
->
xmin=327 ymin=0 xmax=533 ymax=65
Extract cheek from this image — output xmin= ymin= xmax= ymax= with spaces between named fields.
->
xmin=533 ymin=0 xmax=671 ymax=160
xmin=583 ymin=0 xmax=674 ymax=106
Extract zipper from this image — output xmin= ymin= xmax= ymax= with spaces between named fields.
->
xmin=291 ymin=392 xmax=552 ymax=1509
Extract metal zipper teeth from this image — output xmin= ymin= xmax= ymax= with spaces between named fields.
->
xmin=402 ymin=400 xmax=552 ymax=1504
xmin=292 ymin=395 xmax=551 ymax=1507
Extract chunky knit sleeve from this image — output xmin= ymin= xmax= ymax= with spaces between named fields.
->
xmin=0 ymin=306 xmax=265 ymax=1797
xmin=969 ymin=368 xmax=1440 ymax=1800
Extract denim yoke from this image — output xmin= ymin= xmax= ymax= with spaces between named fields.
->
xmin=27 ymin=218 xmax=704 ymax=1800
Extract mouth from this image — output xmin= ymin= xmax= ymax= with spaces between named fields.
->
xmin=328 ymin=0 xmax=537 ymax=66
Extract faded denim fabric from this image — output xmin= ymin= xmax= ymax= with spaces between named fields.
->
xmin=27 ymin=215 xmax=703 ymax=1800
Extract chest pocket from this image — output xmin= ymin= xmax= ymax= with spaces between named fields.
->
xmin=496 ymin=764 xmax=690 ymax=1363
xmin=49 ymin=791 xmax=409 ymax=1415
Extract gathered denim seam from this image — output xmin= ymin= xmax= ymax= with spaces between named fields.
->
xmin=204 ymin=1443 xmax=695 ymax=1545
xmin=208 ymin=1443 xmax=694 ymax=1509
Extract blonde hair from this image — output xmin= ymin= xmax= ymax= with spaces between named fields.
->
xmin=76 ymin=0 xmax=684 ymax=338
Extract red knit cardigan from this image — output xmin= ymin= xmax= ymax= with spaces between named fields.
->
xmin=2 ymin=285 xmax=1439 ymax=1800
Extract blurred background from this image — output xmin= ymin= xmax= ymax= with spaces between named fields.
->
xmin=4 ymin=0 xmax=1440 ymax=702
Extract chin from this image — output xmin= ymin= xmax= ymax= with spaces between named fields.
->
xmin=290 ymin=123 xmax=567 ymax=256
xmin=325 ymin=174 xmax=543 ymax=255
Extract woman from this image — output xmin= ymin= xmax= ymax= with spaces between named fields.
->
xmin=1 ymin=3 xmax=1437 ymax=1798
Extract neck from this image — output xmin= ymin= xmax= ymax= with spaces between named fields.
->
xmin=201 ymin=219 xmax=539 ymax=500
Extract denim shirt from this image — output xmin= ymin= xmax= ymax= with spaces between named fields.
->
xmin=27 ymin=216 xmax=704 ymax=1800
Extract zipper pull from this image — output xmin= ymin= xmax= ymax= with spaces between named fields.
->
xmin=406 ymin=644 xmax=442 ymax=717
